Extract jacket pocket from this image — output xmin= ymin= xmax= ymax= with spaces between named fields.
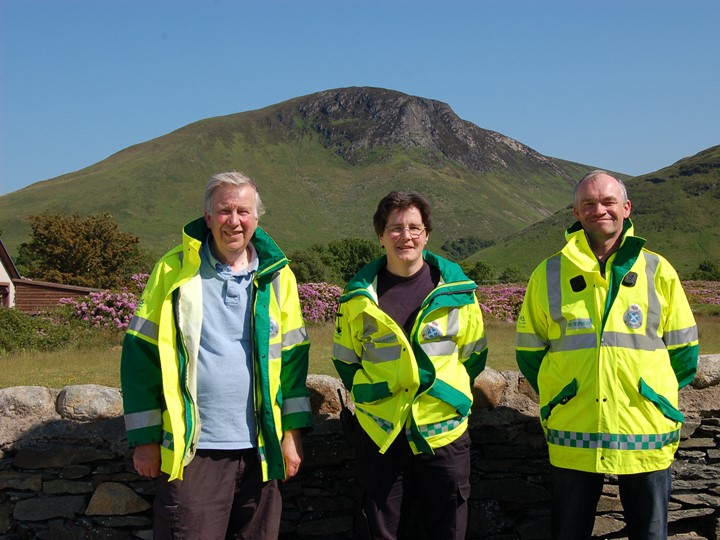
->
xmin=540 ymin=379 xmax=577 ymax=422
xmin=352 ymin=381 xmax=392 ymax=404
xmin=638 ymin=378 xmax=684 ymax=423
xmin=427 ymin=379 xmax=472 ymax=417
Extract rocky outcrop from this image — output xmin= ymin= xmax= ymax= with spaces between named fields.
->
xmin=285 ymin=87 xmax=570 ymax=177
xmin=0 ymin=356 xmax=718 ymax=539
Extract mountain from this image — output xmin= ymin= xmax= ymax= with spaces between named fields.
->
xmin=468 ymin=145 xmax=720 ymax=278
xmin=0 ymin=87 xmax=592 ymax=258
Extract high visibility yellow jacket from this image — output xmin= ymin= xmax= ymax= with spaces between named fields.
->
xmin=332 ymin=252 xmax=488 ymax=454
xmin=120 ymin=217 xmax=312 ymax=481
xmin=516 ymin=220 xmax=698 ymax=474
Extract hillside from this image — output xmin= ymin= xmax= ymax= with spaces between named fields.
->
xmin=0 ymin=87 xmax=591 ymax=258
xmin=469 ymin=145 xmax=720 ymax=278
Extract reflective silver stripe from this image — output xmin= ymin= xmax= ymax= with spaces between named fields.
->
xmin=282 ymin=327 xmax=308 ymax=348
xmin=446 ymin=309 xmax=460 ymax=336
xmin=602 ymin=331 xmax=664 ymax=351
xmin=124 ymin=409 xmax=162 ymax=431
xmin=272 ymin=273 xmax=282 ymax=306
xmin=461 ymin=335 xmax=488 ymax=358
xmin=516 ymin=332 xmax=549 ymax=349
xmin=644 ymin=252 xmax=662 ymax=336
xmin=282 ymin=397 xmax=311 ymax=415
xmin=663 ymin=326 xmax=699 ymax=347
xmin=127 ymin=315 xmax=159 ymax=342
xmin=269 ymin=343 xmax=282 ymax=360
xmin=362 ymin=314 xmax=378 ymax=339
xmin=546 ymin=255 xmax=566 ymax=331
xmin=332 ymin=342 xmax=361 ymax=365
xmin=551 ymin=333 xmax=598 ymax=352
xmin=364 ymin=343 xmax=402 ymax=363
xmin=421 ymin=338 xmax=457 ymax=357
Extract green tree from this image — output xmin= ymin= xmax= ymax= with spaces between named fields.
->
xmin=498 ymin=265 xmax=526 ymax=284
xmin=16 ymin=211 xmax=152 ymax=289
xmin=326 ymin=238 xmax=383 ymax=283
xmin=691 ymin=259 xmax=720 ymax=281
xmin=462 ymin=260 xmax=496 ymax=284
xmin=441 ymin=236 xmax=495 ymax=262
xmin=288 ymin=248 xmax=335 ymax=284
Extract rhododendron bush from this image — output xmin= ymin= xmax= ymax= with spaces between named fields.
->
xmin=60 ymin=278 xmax=719 ymax=331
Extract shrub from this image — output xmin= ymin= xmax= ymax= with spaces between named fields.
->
xmin=59 ymin=273 xmax=148 ymax=331
xmin=0 ymin=307 xmax=110 ymax=354
xmin=476 ymin=284 xmax=526 ymax=322
xmin=298 ymin=282 xmax=342 ymax=324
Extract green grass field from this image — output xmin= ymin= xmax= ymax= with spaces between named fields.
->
xmin=1 ymin=316 xmax=718 ymax=390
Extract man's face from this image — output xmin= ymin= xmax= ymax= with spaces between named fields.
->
xmin=573 ymin=173 xmax=631 ymax=247
xmin=204 ymin=184 xmax=259 ymax=264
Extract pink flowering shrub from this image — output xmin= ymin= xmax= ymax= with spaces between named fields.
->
xmin=298 ymin=282 xmax=343 ymax=324
xmin=476 ymin=283 xmax=526 ymax=322
xmin=683 ymin=280 xmax=720 ymax=311
xmin=60 ymin=273 xmax=149 ymax=331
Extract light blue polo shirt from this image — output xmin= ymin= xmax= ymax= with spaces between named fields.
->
xmin=196 ymin=238 xmax=259 ymax=450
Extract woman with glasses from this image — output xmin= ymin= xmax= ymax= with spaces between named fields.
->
xmin=332 ymin=190 xmax=488 ymax=540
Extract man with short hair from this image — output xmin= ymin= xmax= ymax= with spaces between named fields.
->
xmin=516 ymin=170 xmax=698 ymax=539
xmin=121 ymin=171 xmax=312 ymax=539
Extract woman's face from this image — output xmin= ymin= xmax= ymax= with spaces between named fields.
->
xmin=379 ymin=206 xmax=428 ymax=276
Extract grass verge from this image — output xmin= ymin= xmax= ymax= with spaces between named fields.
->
xmin=1 ymin=316 xmax=718 ymax=389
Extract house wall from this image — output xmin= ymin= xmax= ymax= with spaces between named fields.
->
xmin=12 ymin=280 xmax=99 ymax=313
xmin=0 ymin=264 xmax=14 ymax=308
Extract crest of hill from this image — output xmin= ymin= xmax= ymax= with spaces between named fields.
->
xmin=0 ymin=86 xmax=591 ymax=257
xmin=468 ymin=145 xmax=720 ymax=278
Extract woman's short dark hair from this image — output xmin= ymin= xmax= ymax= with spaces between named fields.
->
xmin=373 ymin=191 xmax=433 ymax=236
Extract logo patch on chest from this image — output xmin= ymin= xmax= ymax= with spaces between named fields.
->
xmin=422 ymin=321 xmax=443 ymax=340
xmin=269 ymin=317 xmax=280 ymax=339
xmin=623 ymin=304 xmax=643 ymax=329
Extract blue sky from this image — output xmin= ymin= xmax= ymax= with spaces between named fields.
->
xmin=1 ymin=0 xmax=718 ymax=195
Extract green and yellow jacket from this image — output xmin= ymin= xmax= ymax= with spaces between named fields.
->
xmin=516 ymin=220 xmax=698 ymax=474
xmin=332 ymin=252 xmax=488 ymax=454
xmin=121 ymin=217 xmax=312 ymax=481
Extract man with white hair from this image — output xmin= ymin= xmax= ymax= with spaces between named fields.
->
xmin=121 ymin=171 xmax=311 ymax=538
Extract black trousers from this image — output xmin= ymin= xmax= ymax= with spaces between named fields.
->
xmin=551 ymin=465 xmax=672 ymax=540
xmin=153 ymin=449 xmax=282 ymax=540
xmin=354 ymin=428 xmax=471 ymax=540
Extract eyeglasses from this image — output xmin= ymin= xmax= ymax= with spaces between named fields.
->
xmin=386 ymin=225 xmax=426 ymax=239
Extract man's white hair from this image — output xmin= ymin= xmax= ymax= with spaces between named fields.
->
xmin=204 ymin=171 xmax=266 ymax=217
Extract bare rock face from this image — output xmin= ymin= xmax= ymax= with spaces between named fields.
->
xmin=287 ymin=87 xmax=570 ymax=177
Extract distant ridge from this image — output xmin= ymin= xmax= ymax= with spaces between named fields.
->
xmin=0 ymin=87 xmax=592 ymax=258
xmin=469 ymin=145 xmax=720 ymax=277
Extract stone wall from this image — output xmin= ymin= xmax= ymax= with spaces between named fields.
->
xmin=0 ymin=355 xmax=719 ymax=540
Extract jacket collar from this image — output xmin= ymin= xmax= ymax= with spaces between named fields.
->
xmin=182 ymin=217 xmax=287 ymax=277
xmin=343 ymin=250 xmax=474 ymax=296
xmin=562 ymin=218 xmax=645 ymax=272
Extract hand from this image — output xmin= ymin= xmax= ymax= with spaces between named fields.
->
xmin=133 ymin=443 xmax=161 ymax=478
xmin=281 ymin=429 xmax=304 ymax=481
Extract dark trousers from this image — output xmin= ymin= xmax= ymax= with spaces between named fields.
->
xmin=551 ymin=465 xmax=672 ymax=540
xmin=354 ymin=428 xmax=471 ymax=540
xmin=153 ymin=449 xmax=281 ymax=540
